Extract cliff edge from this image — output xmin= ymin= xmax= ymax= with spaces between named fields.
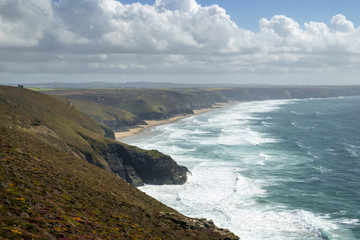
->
xmin=0 ymin=86 xmax=187 ymax=186
xmin=0 ymin=85 xmax=239 ymax=239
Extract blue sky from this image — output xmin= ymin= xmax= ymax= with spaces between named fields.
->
xmin=1 ymin=0 xmax=360 ymax=85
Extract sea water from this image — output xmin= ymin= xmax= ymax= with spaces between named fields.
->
xmin=123 ymin=96 xmax=360 ymax=240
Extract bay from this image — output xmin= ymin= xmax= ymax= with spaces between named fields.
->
xmin=124 ymin=96 xmax=360 ymax=240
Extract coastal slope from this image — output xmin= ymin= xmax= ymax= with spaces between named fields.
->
xmin=0 ymin=85 xmax=239 ymax=239
xmin=0 ymin=86 xmax=187 ymax=187
xmin=45 ymin=86 xmax=360 ymax=133
xmin=46 ymin=88 xmax=214 ymax=131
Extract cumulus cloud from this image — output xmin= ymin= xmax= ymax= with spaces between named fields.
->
xmin=0 ymin=0 xmax=53 ymax=47
xmin=154 ymin=0 xmax=200 ymax=12
xmin=0 ymin=0 xmax=359 ymax=83
xmin=47 ymin=0 xmax=246 ymax=54
xmin=330 ymin=14 xmax=355 ymax=32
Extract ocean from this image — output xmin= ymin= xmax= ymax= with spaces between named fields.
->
xmin=123 ymin=96 xmax=360 ymax=240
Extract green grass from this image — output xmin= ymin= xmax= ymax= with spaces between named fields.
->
xmin=0 ymin=86 xmax=112 ymax=169
xmin=47 ymin=88 xmax=214 ymax=122
xmin=0 ymin=127 xmax=177 ymax=239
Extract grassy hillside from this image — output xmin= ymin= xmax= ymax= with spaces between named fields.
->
xmin=55 ymin=96 xmax=146 ymax=131
xmin=45 ymin=86 xmax=360 ymax=134
xmin=1 ymin=86 xmax=112 ymax=169
xmin=0 ymin=86 xmax=239 ymax=239
xmin=0 ymin=86 xmax=188 ymax=187
xmin=47 ymin=88 xmax=214 ymax=121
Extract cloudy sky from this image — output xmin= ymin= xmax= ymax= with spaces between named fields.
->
xmin=1 ymin=0 xmax=360 ymax=85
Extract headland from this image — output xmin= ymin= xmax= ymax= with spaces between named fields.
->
xmin=115 ymin=103 xmax=229 ymax=139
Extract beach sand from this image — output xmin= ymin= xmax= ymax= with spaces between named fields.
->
xmin=115 ymin=103 xmax=229 ymax=140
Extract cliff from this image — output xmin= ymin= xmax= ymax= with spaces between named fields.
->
xmin=0 ymin=85 xmax=240 ymax=239
xmin=0 ymin=86 xmax=187 ymax=187
xmin=45 ymin=86 xmax=360 ymax=133
xmin=56 ymin=97 xmax=146 ymax=132
xmin=0 ymin=123 xmax=238 ymax=239
xmin=47 ymin=88 xmax=213 ymax=124
xmin=104 ymin=143 xmax=187 ymax=186
xmin=218 ymin=86 xmax=360 ymax=101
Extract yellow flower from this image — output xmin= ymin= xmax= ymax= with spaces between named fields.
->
xmin=10 ymin=229 xmax=22 ymax=234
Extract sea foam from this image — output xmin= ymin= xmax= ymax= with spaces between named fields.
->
xmin=129 ymin=98 xmax=360 ymax=240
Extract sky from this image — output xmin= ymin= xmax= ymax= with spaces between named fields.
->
xmin=1 ymin=0 xmax=360 ymax=85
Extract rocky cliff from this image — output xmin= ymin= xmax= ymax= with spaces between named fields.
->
xmin=104 ymin=143 xmax=188 ymax=186
xmin=46 ymin=86 xmax=360 ymax=133
xmin=218 ymin=86 xmax=360 ymax=101
xmin=47 ymin=88 xmax=213 ymax=123
xmin=0 ymin=85 xmax=239 ymax=239
xmin=0 ymin=86 xmax=187 ymax=187
xmin=0 ymin=116 xmax=239 ymax=239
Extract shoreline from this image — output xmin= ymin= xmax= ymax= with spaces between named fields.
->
xmin=115 ymin=102 xmax=230 ymax=140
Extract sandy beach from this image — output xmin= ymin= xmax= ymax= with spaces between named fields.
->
xmin=115 ymin=103 xmax=229 ymax=140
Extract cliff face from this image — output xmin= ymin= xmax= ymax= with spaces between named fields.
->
xmin=0 ymin=117 xmax=238 ymax=239
xmin=46 ymin=86 xmax=360 ymax=133
xmin=98 ymin=117 xmax=144 ymax=132
xmin=0 ymin=85 xmax=240 ymax=239
xmin=53 ymin=97 xmax=146 ymax=132
xmin=104 ymin=143 xmax=188 ymax=186
xmin=218 ymin=86 xmax=360 ymax=101
xmin=48 ymin=88 xmax=213 ymax=122
xmin=0 ymin=86 xmax=187 ymax=187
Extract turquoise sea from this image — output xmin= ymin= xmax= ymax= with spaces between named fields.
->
xmin=123 ymin=96 xmax=360 ymax=240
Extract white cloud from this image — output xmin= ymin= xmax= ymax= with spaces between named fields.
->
xmin=330 ymin=14 xmax=355 ymax=32
xmin=0 ymin=0 xmax=53 ymax=47
xmin=0 ymin=0 xmax=359 ymax=84
xmin=154 ymin=0 xmax=200 ymax=13
xmin=259 ymin=15 xmax=302 ymax=38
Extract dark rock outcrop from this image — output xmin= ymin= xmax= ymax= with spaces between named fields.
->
xmin=95 ymin=117 xmax=145 ymax=132
xmin=136 ymin=107 xmax=194 ymax=121
xmin=100 ymin=125 xmax=116 ymax=139
xmin=124 ymin=165 xmax=144 ymax=186
xmin=159 ymin=212 xmax=240 ymax=240
xmin=104 ymin=143 xmax=188 ymax=187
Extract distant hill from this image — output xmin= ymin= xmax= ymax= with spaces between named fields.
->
xmin=0 ymin=85 xmax=239 ymax=239
xmin=48 ymin=88 xmax=213 ymax=121
xmin=44 ymin=85 xmax=360 ymax=133
xmin=20 ymin=81 xmax=250 ymax=89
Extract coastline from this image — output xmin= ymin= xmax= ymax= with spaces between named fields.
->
xmin=115 ymin=103 xmax=230 ymax=140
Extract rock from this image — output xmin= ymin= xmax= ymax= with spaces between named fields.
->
xmin=158 ymin=212 xmax=240 ymax=240
xmin=124 ymin=165 xmax=144 ymax=187
xmin=102 ymin=143 xmax=188 ymax=186
xmin=101 ymin=125 xmax=115 ymax=139
xmin=99 ymin=118 xmax=145 ymax=133
xmin=125 ymin=148 xmax=188 ymax=185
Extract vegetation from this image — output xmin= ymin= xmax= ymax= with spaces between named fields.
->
xmin=0 ymin=86 xmax=238 ymax=239
xmin=46 ymin=88 xmax=214 ymax=122
xmin=3 ymin=84 xmax=358 ymax=239
xmin=45 ymin=86 xmax=360 ymax=134
xmin=55 ymin=96 xmax=145 ymax=131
